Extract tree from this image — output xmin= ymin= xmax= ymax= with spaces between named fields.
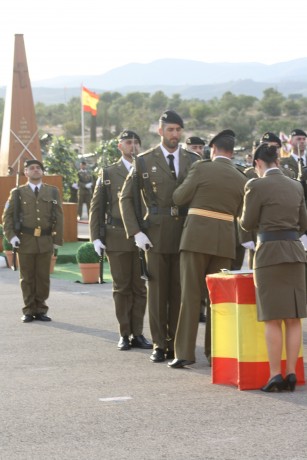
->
xmin=260 ymin=88 xmax=284 ymax=116
xmin=95 ymin=138 xmax=121 ymax=171
xmin=44 ymin=136 xmax=79 ymax=201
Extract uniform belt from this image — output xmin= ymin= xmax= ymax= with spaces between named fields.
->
xmin=106 ymin=217 xmax=124 ymax=227
xmin=257 ymin=230 xmax=299 ymax=242
xmin=148 ymin=206 xmax=188 ymax=217
xmin=188 ymin=208 xmax=234 ymax=222
xmin=21 ymin=226 xmax=52 ymax=236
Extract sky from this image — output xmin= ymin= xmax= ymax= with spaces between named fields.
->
xmin=1 ymin=0 xmax=307 ymax=86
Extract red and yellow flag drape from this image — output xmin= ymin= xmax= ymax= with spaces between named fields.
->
xmin=207 ymin=273 xmax=305 ymax=390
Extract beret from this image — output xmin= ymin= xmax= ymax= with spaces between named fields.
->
xmin=291 ymin=128 xmax=307 ymax=137
xmin=118 ymin=129 xmax=141 ymax=146
xmin=261 ymin=132 xmax=281 ymax=147
xmin=186 ymin=136 xmax=205 ymax=145
xmin=209 ymin=129 xmax=235 ymax=148
xmin=159 ymin=110 xmax=184 ymax=128
xmin=24 ymin=159 xmax=44 ymax=170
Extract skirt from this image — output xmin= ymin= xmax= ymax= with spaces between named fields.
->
xmin=254 ymin=262 xmax=307 ymax=321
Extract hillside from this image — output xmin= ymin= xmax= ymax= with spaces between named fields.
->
xmin=1 ymin=58 xmax=307 ymax=104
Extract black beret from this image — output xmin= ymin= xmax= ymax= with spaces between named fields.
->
xmin=24 ymin=159 xmax=44 ymax=170
xmin=118 ymin=129 xmax=141 ymax=146
xmin=261 ymin=132 xmax=281 ymax=147
xmin=291 ymin=128 xmax=307 ymax=137
xmin=159 ymin=110 xmax=184 ymax=128
xmin=186 ymin=136 xmax=205 ymax=145
xmin=209 ymin=129 xmax=235 ymax=148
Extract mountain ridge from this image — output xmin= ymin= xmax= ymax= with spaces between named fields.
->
xmin=1 ymin=58 xmax=307 ymax=104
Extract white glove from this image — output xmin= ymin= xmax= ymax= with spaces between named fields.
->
xmin=85 ymin=182 xmax=93 ymax=189
xmin=241 ymin=241 xmax=255 ymax=251
xmin=53 ymin=244 xmax=60 ymax=249
xmin=93 ymin=239 xmax=106 ymax=256
xmin=72 ymin=183 xmax=79 ymax=190
xmin=10 ymin=236 xmax=20 ymax=247
xmin=134 ymin=232 xmax=153 ymax=251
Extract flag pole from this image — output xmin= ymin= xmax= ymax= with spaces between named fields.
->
xmin=81 ymin=84 xmax=85 ymax=155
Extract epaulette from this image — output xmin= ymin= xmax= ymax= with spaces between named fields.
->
xmin=139 ymin=147 xmax=156 ymax=157
xmin=246 ymin=177 xmax=259 ymax=186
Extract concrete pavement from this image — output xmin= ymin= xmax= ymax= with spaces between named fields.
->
xmin=0 ymin=267 xmax=307 ymax=460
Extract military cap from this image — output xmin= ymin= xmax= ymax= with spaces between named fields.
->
xmin=118 ymin=129 xmax=141 ymax=146
xmin=186 ymin=136 xmax=206 ymax=145
xmin=159 ymin=110 xmax=184 ymax=128
xmin=291 ymin=128 xmax=307 ymax=137
xmin=209 ymin=129 xmax=235 ymax=148
xmin=24 ymin=159 xmax=44 ymax=170
xmin=261 ymin=132 xmax=281 ymax=147
xmin=252 ymin=142 xmax=278 ymax=167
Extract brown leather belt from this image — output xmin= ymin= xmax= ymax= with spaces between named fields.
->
xmin=21 ymin=226 xmax=52 ymax=237
xmin=188 ymin=208 xmax=234 ymax=222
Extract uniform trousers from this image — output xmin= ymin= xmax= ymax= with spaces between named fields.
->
xmin=107 ymin=250 xmax=147 ymax=337
xmin=78 ymin=190 xmax=92 ymax=218
xmin=175 ymin=251 xmax=231 ymax=362
xmin=146 ymin=251 xmax=181 ymax=351
xmin=19 ymin=251 xmax=52 ymax=316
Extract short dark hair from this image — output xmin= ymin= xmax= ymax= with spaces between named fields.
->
xmin=214 ymin=136 xmax=235 ymax=152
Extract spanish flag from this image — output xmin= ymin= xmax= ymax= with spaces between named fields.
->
xmin=207 ymin=273 xmax=305 ymax=390
xmin=82 ymin=86 xmax=100 ymax=116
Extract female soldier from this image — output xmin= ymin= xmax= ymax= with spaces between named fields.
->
xmin=240 ymin=143 xmax=307 ymax=392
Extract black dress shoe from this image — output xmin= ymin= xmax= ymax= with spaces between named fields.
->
xmin=261 ymin=374 xmax=284 ymax=392
xmin=130 ymin=335 xmax=153 ymax=349
xmin=117 ymin=336 xmax=131 ymax=350
xmin=168 ymin=358 xmax=195 ymax=368
xmin=283 ymin=373 xmax=297 ymax=392
xmin=35 ymin=314 xmax=52 ymax=321
xmin=165 ymin=350 xmax=175 ymax=359
xmin=21 ymin=314 xmax=34 ymax=323
xmin=150 ymin=348 xmax=165 ymax=363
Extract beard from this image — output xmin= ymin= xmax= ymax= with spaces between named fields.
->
xmin=163 ymin=137 xmax=179 ymax=150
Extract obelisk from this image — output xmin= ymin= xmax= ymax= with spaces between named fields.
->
xmin=0 ymin=34 xmax=42 ymax=176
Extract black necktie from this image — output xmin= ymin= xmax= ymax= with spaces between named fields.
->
xmin=34 ymin=186 xmax=39 ymax=197
xmin=167 ymin=154 xmax=176 ymax=179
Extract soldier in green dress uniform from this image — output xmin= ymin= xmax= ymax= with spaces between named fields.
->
xmin=2 ymin=159 xmax=63 ymax=323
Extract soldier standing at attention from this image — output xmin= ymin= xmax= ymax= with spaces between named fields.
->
xmin=280 ymin=129 xmax=307 ymax=177
xmin=168 ymin=130 xmax=247 ymax=368
xmin=2 ymin=159 xmax=63 ymax=323
xmin=77 ymin=160 xmax=93 ymax=220
xmin=89 ymin=130 xmax=152 ymax=351
xmin=120 ymin=110 xmax=199 ymax=363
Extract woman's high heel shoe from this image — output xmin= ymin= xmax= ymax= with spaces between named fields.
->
xmin=283 ymin=373 xmax=297 ymax=392
xmin=261 ymin=374 xmax=284 ymax=392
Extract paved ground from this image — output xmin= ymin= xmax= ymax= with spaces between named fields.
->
xmin=0 ymin=266 xmax=307 ymax=460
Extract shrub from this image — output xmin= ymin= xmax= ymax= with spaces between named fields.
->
xmin=76 ymin=242 xmax=100 ymax=263
xmin=3 ymin=235 xmax=13 ymax=251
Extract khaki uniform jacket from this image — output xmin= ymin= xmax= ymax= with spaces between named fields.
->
xmin=240 ymin=169 xmax=307 ymax=268
xmin=280 ymin=154 xmax=301 ymax=178
xmin=173 ymin=158 xmax=247 ymax=259
xmin=2 ymin=183 xmax=63 ymax=254
xmin=90 ymin=159 xmax=136 ymax=252
xmin=120 ymin=145 xmax=199 ymax=254
xmin=78 ymin=169 xmax=93 ymax=190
